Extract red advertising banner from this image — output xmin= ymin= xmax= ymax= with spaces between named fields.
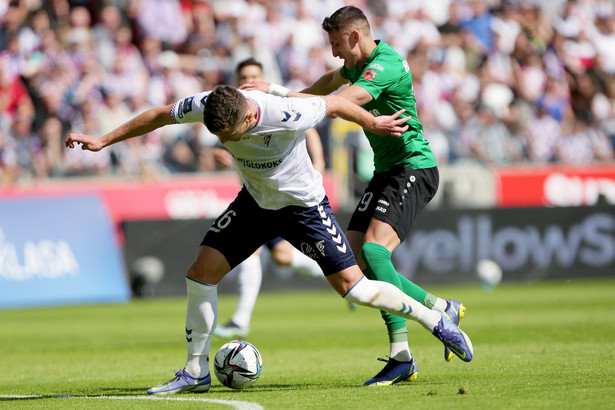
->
xmin=0 ymin=172 xmax=339 ymax=224
xmin=495 ymin=164 xmax=615 ymax=207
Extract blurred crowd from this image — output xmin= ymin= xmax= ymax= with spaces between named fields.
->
xmin=0 ymin=0 xmax=614 ymax=184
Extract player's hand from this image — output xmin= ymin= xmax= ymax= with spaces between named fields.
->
xmin=65 ymin=133 xmax=105 ymax=152
xmin=371 ymin=109 xmax=410 ymax=137
xmin=239 ymin=80 xmax=271 ymax=93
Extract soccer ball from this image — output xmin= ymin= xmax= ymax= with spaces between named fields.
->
xmin=213 ymin=340 xmax=262 ymax=389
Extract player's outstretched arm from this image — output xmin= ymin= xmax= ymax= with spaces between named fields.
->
xmin=324 ymin=94 xmax=409 ymax=137
xmin=65 ymin=104 xmax=174 ymax=151
xmin=300 ymin=68 xmax=344 ymax=95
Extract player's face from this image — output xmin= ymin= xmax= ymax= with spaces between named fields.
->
xmin=214 ymin=120 xmax=251 ymax=143
xmin=237 ymin=65 xmax=265 ymax=86
xmin=213 ymin=101 xmax=255 ymax=143
xmin=328 ymin=29 xmax=360 ymax=68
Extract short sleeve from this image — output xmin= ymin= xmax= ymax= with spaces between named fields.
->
xmin=283 ymin=96 xmax=328 ymax=131
xmin=170 ymin=91 xmax=210 ymax=124
xmin=353 ymin=60 xmax=406 ymax=101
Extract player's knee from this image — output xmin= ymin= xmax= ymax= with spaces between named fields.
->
xmin=271 ymin=243 xmax=293 ymax=267
xmin=186 ymin=263 xmax=204 ymax=281
xmin=186 ymin=260 xmax=228 ymax=285
xmin=360 ymin=242 xmax=389 ymax=267
xmin=342 ymin=276 xmax=373 ymax=305
xmin=271 ymin=249 xmax=292 ymax=266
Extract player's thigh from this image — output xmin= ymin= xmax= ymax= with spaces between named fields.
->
xmin=201 ymin=187 xmax=277 ymax=269
xmin=281 ymin=197 xmax=356 ymax=276
xmin=345 ymin=230 xmax=366 ymax=269
xmin=347 ymin=171 xmax=387 ymax=234
xmin=350 ymin=166 xmax=439 ymax=244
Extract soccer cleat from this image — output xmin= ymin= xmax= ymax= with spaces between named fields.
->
xmin=432 ymin=314 xmax=473 ymax=362
xmin=443 ymin=300 xmax=466 ymax=362
xmin=213 ymin=321 xmax=249 ymax=339
xmin=147 ymin=369 xmax=211 ymax=395
xmin=363 ymin=356 xmax=418 ymax=386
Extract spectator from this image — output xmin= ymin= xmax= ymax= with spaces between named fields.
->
xmin=0 ymin=0 xmax=612 ymax=182
xmin=131 ymin=0 xmax=188 ymax=47
xmin=524 ymin=107 xmax=562 ymax=163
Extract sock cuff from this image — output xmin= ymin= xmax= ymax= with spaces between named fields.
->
xmin=186 ymin=276 xmax=217 ymax=295
xmin=389 ymin=327 xmax=408 ymax=343
xmin=361 ymin=242 xmax=391 ymax=258
xmin=342 ymin=275 xmax=366 ymax=298
xmin=423 ymin=293 xmax=437 ymax=309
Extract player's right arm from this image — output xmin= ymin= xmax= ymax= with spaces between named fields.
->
xmin=65 ymin=104 xmax=174 ymax=151
xmin=300 ymin=68 xmax=345 ymax=96
xmin=323 ymin=94 xmax=408 ymax=137
xmin=239 ymin=68 xmax=346 ymax=98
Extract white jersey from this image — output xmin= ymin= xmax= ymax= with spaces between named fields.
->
xmin=171 ymin=89 xmax=328 ymax=210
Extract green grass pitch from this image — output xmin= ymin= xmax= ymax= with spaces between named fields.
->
xmin=1 ymin=278 xmax=614 ymax=409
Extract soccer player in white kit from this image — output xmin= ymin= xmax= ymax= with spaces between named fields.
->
xmin=65 ymin=85 xmax=473 ymax=394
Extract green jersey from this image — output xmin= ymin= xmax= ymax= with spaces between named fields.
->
xmin=340 ymin=40 xmax=436 ymax=172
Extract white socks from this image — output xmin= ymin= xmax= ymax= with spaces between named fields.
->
xmin=390 ymin=341 xmax=412 ymax=362
xmin=184 ymin=277 xmax=217 ymax=378
xmin=344 ymin=276 xmax=441 ymax=331
xmin=231 ymin=254 xmax=263 ymax=329
xmin=433 ymin=298 xmax=447 ymax=313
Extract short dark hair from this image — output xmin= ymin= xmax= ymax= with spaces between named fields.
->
xmin=203 ymin=85 xmax=248 ymax=133
xmin=322 ymin=6 xmax=370 ymax=33
xmin=236 ymin=58 xmax=263 ymax=75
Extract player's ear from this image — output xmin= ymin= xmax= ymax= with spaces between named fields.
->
xmin=350 ymin=29 xmax=360 ymax=47
xmin=244 ymin=110 xmax=253 ymax=124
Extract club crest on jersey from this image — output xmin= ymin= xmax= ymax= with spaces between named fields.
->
xmin=315 ymin=240 xmax=326 ymax=257
xmin=364 ymin=69 xmax=377 ymax=81
xmin=262 ymin=134 xmax=272 ymax=147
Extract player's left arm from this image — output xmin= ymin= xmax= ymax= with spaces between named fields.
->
xmin=323 ymin=95 xmax=408 ymax=137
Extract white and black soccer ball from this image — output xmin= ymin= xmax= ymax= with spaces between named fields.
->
xmin=213 ymin=340 xmax=262 ymax=389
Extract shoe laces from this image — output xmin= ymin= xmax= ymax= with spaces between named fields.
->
xmin=372 ymin=357 xmax=397 ymax=377
xmin=174 ymin=369 xmax=197 ymax=381
xmin=166 ymin=370 xmax=183 ymax=383
xmin=436 ymin=326 xmax=461 ymax=348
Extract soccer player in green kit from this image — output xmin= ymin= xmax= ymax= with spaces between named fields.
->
xmin=242 ymin=5 xmax=469 ymax=386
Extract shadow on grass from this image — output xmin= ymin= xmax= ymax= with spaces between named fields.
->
xmin=0 ymin=381 xmax=366 ymax=401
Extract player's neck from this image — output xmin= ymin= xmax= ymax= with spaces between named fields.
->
xmin=358 ymin=38 xmax=377 ymax=67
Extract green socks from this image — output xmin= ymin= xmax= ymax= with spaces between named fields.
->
xmin=361 ymin=242 xmax=437 ymax=335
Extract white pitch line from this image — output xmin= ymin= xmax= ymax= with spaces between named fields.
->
xmin=0 ymin=394 xmax=264 ymax=410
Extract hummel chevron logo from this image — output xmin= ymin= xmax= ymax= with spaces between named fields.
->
xmin=186 ymin=327 xmax=193 ymax=342
xmin=281 ymin=111 xmax=302 ymax=122
xmin=398 ymin=303 xmax=412 ymax=315
xmin=336 ymin=243 xmax=347 ymax=253
xmin=322 ymin=217 xmax=332 ymax=227
xmin=326 ymin=225 xmax=337 ymax=235
xmin=317 ymin=205 xmax=327 ymax=218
